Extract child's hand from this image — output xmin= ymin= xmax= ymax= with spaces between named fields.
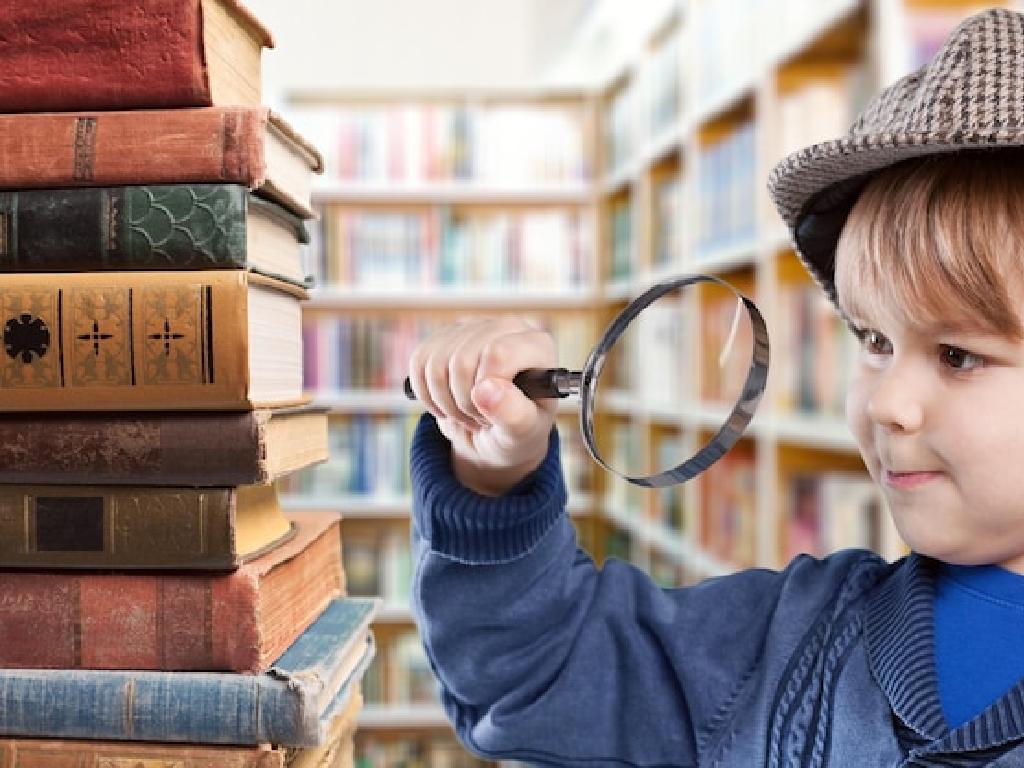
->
xmin=408 ymin=316 xmax=559 ymax=496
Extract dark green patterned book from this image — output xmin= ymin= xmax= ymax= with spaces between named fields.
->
xmin=0 ymin=184 xmax=310 ymax=284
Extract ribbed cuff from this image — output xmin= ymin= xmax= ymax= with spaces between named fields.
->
xmin=410 ymin=413 xmax=567 ymax=564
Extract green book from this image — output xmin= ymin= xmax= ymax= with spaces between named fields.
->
xmin=0 ymin=184 xmax=309 ymax=285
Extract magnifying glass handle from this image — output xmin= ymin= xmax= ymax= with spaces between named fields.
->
xmin=403 ymin=368 xmax=581 ymax=400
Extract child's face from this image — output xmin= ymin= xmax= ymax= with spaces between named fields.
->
xmin=845 ymin=284 xmax=1024 ymax=573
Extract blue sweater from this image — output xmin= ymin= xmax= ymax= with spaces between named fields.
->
xmin=410 ymin=415 xmax=1024 ymax=767
xmin=934 ymin=562 xmax=1024 ymax=730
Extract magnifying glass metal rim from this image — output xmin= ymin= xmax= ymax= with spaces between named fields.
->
xmin=578 ymin=273 xmax=769 ymax=488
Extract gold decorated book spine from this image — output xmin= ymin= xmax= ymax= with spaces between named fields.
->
xmin=0 ymin=486 xmax=238 ymax=569
xmin=0 ymin=270 xmax=250 ymax=411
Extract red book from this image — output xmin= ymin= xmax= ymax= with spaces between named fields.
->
xmin=0 ymin=107 xmax=323 ymax=218
xmin=0 ymin=0 xmax=273 ymax=112
xmin=0 ymin=510 xmax=344 ymax=673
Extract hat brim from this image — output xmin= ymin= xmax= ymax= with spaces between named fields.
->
xmin=767 ymin=130 xmax=1024 ymax=310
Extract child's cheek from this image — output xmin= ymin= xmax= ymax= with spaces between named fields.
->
xmin=845 ymin=378 xmax=877 ymax=474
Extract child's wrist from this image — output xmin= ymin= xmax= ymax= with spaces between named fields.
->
xmin=451 ymin=448 xmax=547 ymax=497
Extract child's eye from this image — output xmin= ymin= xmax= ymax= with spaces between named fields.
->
xmin=858 ymin=329 xmax=891 ymax=355
xmin=941 ymin=345 xmax=985 ymax=371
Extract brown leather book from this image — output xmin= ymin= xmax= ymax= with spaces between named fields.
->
xmin=0 ymin=689 xmax=363 ymax=767
xmin=0 ymin=108 xmax=322 ymax=218
xmin=0 ymin=0 xmax=273 ymax=113
xmin=0 ymin=406 xmax=328 ymax=486
xmin=0 ymin=269 xmax=308 ymax=411
xmin=0 ymin=483 xmax=297 ymax=570
xmin=0 ymin=510 xmax=344 ymax=672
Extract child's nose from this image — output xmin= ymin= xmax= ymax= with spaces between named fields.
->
xmin=865 ymin=359 xmax=928 ymax=433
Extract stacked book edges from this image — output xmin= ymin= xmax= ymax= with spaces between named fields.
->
xmin=0 ymin=0 xmax=383 ymax=764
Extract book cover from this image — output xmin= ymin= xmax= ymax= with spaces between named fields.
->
xmin=0 ymin=0 xmax=273 ymax=112
xmin=0 ymin=483 xmax=295 ymax=570
xmin=0 ymin=185 xmax=308 ymax=280
xmin=0 ymin=689 xmax=365 ymax=767
xmin=0 ymin=108 xmax=322 ymax=219
xmin=0 ymin=597 xmax=378 ymax=747
xmin=0 ymin=269 xmax=307 ymax=411
xmin=0 ymin=405 xmax=329 ymax=486
xmin=0 ymin=510 xmax=344 ymax=672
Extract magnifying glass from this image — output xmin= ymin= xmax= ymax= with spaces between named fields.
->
xmin=404 ymin=274 xmax=769 ymax=487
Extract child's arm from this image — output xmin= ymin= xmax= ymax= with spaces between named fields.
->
xmin=407 ymin=318 xmax=864 ymax=766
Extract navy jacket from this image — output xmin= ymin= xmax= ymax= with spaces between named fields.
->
xmin=410 ymin=414 xmax=1024 ymax=767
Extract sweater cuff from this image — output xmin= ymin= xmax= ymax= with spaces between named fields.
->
xmin=410 ymin=413 xmax=568 ymax=564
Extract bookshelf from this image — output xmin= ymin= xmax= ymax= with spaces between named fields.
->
xmin=275 ymin=0 xmax=1014 ymax=763
xmin=277 ymin=91 xmax=599 ymax=767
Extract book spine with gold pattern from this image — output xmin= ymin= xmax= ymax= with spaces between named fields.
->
xmin=0 ymin=270 xmax=302 ymax=411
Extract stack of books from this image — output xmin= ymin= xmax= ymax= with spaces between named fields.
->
xmin=0 ymin=1 xmax=378 ymax=765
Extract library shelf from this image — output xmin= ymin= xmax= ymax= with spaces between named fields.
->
xmin=307 ymin=287 xmax=600 ymax=311
xmin=602 ymin=503 xmax=732 ymax=579
xmin=375 ymin=604 xmax=415 ymax=624
xmin=311 ymin=182 xmax=594 ymax=205
xmin=280 ymin=495 xmax=413 ymax=518
xmin=359 ymin=705 xmax=450 ymax=730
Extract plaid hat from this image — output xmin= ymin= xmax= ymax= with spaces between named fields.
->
xmin=767 ymin=7 xmax=1024 ymax=311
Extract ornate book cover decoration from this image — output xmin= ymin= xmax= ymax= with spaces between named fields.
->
xmin=2 ymin=284 xmax=213 ymax=389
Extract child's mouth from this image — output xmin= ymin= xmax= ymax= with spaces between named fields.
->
xmin=884 ymin=470 xmax=943 ymax=490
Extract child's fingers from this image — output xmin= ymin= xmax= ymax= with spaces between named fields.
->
xmin=408 ymin=321 xmax=476 ymax=423
xmin=446 ymin=318 xmax=534 ymax=428
xmin=407 ymin=344 xmax=442 ymax=422
xmin=474 ymin=328 xmax=558 ymax=399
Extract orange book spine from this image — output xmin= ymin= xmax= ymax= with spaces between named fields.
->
xmin=0 ymin=108 xmax=268 ymax=190
xmin=0 ymin=512 xmax=341 ymax=673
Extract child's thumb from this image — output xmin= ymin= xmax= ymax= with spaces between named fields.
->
xmin=471 ymin=378 xmax=538 ymax=438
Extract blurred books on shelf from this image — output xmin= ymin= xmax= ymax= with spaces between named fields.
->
xmin=696 ymin=120 xmax=756 ymax=258
xmin=700 ymin=441 xmax=757 ymax=569
xmin=306 ymin=207 xmax=592 ymax=291
xmin=653 ymin=173 xmax=685 ymax=269
xmin=644 ymin=27 xmax=683 ymax=142
xmin=781 ymin=472 xmax=906 ymax=564
xmin=342 ymin=525 xmax=413 ymax=611
xmin=774 ymin=62 xmax=872 ymax=164
xmin=609 ymin=196 xmax=635 ymax=280
xmin=288 ymin=102 xmax=593 ymax=188
xmin=774 ymin=282 xmax=859 ymax=419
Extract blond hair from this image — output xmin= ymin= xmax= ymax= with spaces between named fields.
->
xmin=833 ymin=150 xmax=1024 ymax=341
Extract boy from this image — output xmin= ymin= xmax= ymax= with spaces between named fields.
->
xmin=406 ymin=9 xmax=1024 ymax=766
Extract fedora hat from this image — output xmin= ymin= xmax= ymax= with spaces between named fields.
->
xmin=767 ymin=7 xmax=1024 ymax=311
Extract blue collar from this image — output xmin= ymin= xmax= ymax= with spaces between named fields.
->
xmin=865 ymin=553 xmax=1024 ymax=753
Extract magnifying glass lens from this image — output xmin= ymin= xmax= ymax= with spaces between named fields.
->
xmin=592 ymin=280 xmax=755 ymax=481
